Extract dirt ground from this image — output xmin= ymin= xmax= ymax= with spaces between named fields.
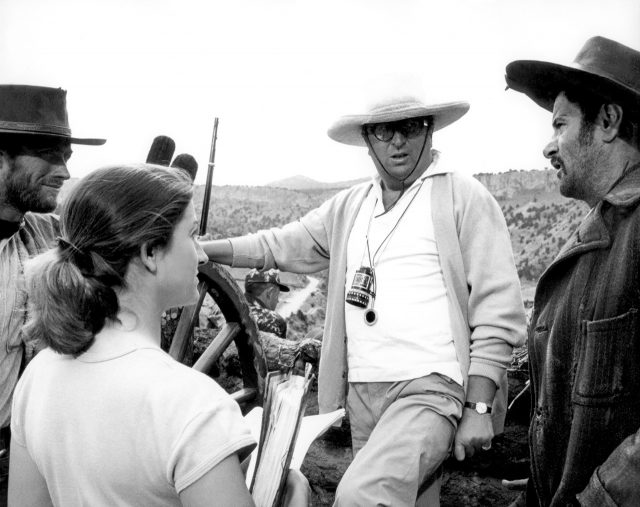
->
xmin=300 ymin=382 xmax=529 ymax=507
xmin=301 ymin=426 xmax=528 ymax=507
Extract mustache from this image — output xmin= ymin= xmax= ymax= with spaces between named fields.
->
xmin=41 ymin=179 xmax=65 ymax=188
xmin=549 ymin=157 xmax=563 ymax=170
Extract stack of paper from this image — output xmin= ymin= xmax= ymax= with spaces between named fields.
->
xmin=244 ymin=364 xmax=344 ymax=507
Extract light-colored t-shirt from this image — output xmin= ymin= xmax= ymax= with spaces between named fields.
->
xmin=345 ymin=156 xmax=462 ymax=385
xmin=11 ymin=333 xmax=255 ymax=506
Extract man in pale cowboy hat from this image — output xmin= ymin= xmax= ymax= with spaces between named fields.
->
xmin=506 ymin=36 xmax=640 ymax=506
xmin=201 ymin=90 xmax=525 ymax=505
xmin=244 ymin=268 xmax=290 ymax=338
xmin=0 ymin=85 xmax=105 ymax=481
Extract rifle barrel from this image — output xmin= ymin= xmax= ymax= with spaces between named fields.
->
xmin=199 ymin=118 xmax=219 ymax=236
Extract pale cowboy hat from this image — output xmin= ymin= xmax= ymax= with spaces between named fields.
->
xmin=505 ymin=36 xmax=640 ymax=113
xmin=327 ymin=95 xmax=470 ymax=147
xmin=0 ymin=84 xmax=105 ymax=145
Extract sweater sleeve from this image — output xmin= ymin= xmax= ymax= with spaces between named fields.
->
xmin=453 ymin=174 xmax=527 ymax=385
xmin=229 ymin=193 xmax=340 ymax=274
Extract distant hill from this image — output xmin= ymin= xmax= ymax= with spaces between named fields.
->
xmin=269 ymin=169 xmax=560 ymax=196
xmin=475 ymin=169 xmax=560 ymax=203
xmin=267 ymin=175 xmax=367 ymax=190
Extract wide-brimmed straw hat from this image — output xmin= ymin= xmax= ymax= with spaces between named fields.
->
xmin=327 ymin=95 xmax=470 ymax=147
xmin=505 ymin=36 xmax=640 ymax=113
xmin=0 ymin=84 xmax=105 ymax=145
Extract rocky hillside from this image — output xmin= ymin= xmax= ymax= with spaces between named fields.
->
xmin=475 ymin=169 xmax=560 ymax=201
xmin=504 ymin=198 xmax=587 ymax=282
xmin=480 ymin=170 xmax=588 ymax=283
xmin=194 ymin=185 xmax=338 ymax=238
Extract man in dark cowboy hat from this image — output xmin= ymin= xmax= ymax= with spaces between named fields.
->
xmin=244 ymin=268 xmax=290 ymax=338
xmin=202 ymin=92 xmax=525 ymax=505
xmin=0 ymin=85 xmax=104 ymax=481
xmin=506 ymin=36 xmax=640 ymax=506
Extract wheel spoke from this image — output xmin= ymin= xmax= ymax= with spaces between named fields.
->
xmin=230 ymin=388 xmax=258 ymax=404
xmin=169 ymin=281 xmax=207 ymax=363
xmin=192 ymin=322 xmax=241 ymax=374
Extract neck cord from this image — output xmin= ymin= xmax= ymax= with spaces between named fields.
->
xmin=351 ymin=179 xmax=425 ymax=327
xmin=362 ymin=177 xmax=427 ymax=269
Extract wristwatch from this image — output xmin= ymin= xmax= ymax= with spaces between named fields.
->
xmin=464 ymin=401 xmax=492 ymax=414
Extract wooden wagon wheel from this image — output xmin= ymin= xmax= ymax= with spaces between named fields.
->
xmin=168 ymin=262 xmax=267 ymax=407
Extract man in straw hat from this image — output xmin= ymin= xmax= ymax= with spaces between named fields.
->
xmin=0 ymin=85 xmax=105 ymax=482
xmin=505 ymin=36 xmax=640 ymax=506
xmin=202 ymin=92 xmax=525 ymax=505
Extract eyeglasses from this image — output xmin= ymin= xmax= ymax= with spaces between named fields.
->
xmin=365 ymin=118 xmax=428 ymax=142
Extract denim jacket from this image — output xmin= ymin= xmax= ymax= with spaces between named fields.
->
xmin=527 ymin=166 xmax=640 ymax=507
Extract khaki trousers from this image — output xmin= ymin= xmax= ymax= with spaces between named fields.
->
xmin=334 ymin=373 xmax=464 ymax=507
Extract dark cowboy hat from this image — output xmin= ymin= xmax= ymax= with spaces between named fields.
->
xmin=0 ymin=84 xmax=105 ymax=145
xmin=245 ymin=268 xmax=290 ymax=292
xmin=327 ymin=94 xmax=469 ymax=147
xmin=505 ymin=36 xmax=640 ymax=113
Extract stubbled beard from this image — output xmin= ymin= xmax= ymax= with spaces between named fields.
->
xmin=6 ymin=175 xmax=57 ymax=214
xmin=578 ymin=120 xmax=595 ymax=146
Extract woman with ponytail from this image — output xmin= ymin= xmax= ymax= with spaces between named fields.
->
xmin=7 ymin=164 xmax=307 ymax=506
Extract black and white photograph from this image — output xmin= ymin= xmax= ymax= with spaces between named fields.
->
xmin=1 ymin=0 xmax=639 ymax=505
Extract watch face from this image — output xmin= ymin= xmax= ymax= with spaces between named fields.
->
xmin=476 ymin=402 xmax=488 ymax=414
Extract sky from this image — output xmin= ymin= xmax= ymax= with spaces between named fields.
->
xmin=1 ymin=0 xmax=638 ymax=186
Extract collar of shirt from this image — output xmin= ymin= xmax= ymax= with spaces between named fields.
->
xmin=0 ymin=218 xmax=23 ymax=240
xmin=77 ymin=330 xmax=161 ymax=363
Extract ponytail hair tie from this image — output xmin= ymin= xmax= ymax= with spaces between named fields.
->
xmin=57 ymin=236 xmax=85 ymax=256
xmin=57 ymin=236 xmax=93 ymax=273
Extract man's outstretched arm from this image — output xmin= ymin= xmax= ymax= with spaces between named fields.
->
xmin=201 ymin=239 xmax=234 ymax=266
